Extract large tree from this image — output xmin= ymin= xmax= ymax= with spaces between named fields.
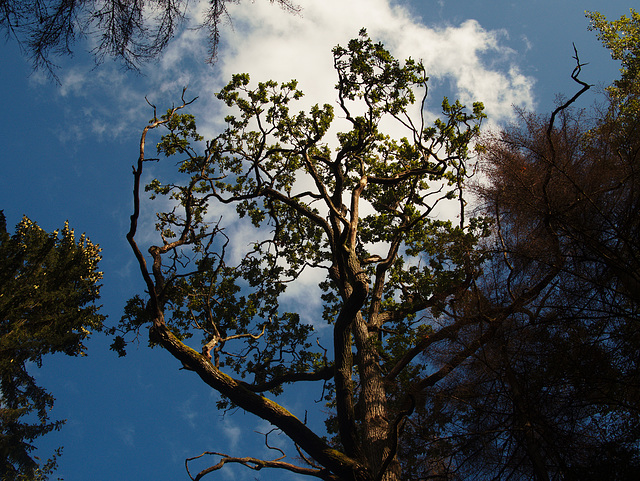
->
xmin=396 ymin=10 xmax=640 ymax=480
xmin=0 ymin=0 xmax=299 ymax=75
xmin=0 ymin=212 xmax=104 ymax=480
xmin=116 ymin=30 xmax=490 ymax=481
xmin=119 ymin=12 xmax=640 ymax=479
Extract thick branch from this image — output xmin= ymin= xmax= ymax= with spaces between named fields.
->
xmin=333 ymin=264 xmax=370 ymax=462
xmin=151 ymin=322 xmax=368 ymax=481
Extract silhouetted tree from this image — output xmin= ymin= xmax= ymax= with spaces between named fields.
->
xmin=396 ymin=10 xmax=640 ymax=480
xmin=0 ymin=212 xmax=104 ymax=480
xmin=1 ymin=0 xmax=299 ymax=75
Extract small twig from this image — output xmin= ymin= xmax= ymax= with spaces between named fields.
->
xmin=259 ymin=428 xmax=286 ymax=460
xmin=145 ymin=96 xmax=158 ymax=121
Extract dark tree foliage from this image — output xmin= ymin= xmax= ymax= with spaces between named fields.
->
xmin=0 ymin=212 xmax=104 ymax=481
xmin=0 ymin=0 xmax=299 ymax=75
xmin=117 ymin=30 xmax=488 ymax=481
xmin=117 ymin=11 xmax=640 ymax=481
xmin=397 ymin=10 xmax=640 ymax=481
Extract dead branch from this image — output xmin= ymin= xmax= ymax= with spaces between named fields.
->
xmin=185 ymin=451 xmax=337 ymax=481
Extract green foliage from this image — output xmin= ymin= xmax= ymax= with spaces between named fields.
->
xmin=587 ymin=9 xmax=640 ymax=165
xmin=0 ymin=212 xmax=104 ymax=480
xmin=124 ymin=30 xmax=488 ymax=481
xmin=587 ymin=9 xmax=640 ymax=100
xmin=332 ymin=28 xmax=424 ymax=115
xmin=156 ymin=111 xmax=204 ymax=156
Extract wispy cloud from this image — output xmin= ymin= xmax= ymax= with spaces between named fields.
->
xmin=218 ymin=0 xmax=534 ymax=124
xmin=178 ymin=397 xmax=200 ymax=428
xmin=46 ymin=0 xmax=535 ymax=145
xmin=117 ymin=424 xmax=136 ymax=447
xmin=221 ymin=418 xmax=242 ymax=451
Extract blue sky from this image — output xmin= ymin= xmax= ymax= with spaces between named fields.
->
xmin=0 ymin=0 xmax=633 ymax=479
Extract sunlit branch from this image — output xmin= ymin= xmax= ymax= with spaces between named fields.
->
xmin=202 ymin=319 xmax=269 ymax=360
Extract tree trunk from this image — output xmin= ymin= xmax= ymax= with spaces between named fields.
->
xmin=354 ymin=314 xmax=401 ymax=481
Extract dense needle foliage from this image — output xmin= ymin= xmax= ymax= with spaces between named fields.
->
xmin=0 ymin=213 xmax=103 ymax=480
xmin=0 ymin=0 xmax=299 ymax=76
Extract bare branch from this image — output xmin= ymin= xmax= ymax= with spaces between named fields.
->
xmin=547 ymin=44 xmax=591 ymax=138
xmin=185 ymin=451 xmax=337 ymax=481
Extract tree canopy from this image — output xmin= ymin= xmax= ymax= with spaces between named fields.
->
xmin=0 ymin=212 xmax=104 ymax=480
xmin=587 ymin=8 xmax=640 ymax=106
xmin=118 ymin=29 xmax=487 ymax=481
xmin=399 ymin=9 xmax=640 ymax=480
xmin=114 ymin=10 xmax=640 ymax=481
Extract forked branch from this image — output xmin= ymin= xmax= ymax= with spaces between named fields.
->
xmin=127 ymin=89 xmax=198 ymax=319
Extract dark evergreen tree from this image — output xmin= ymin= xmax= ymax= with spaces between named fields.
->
xmin=0 ymin=212 xmax=104 ymax=480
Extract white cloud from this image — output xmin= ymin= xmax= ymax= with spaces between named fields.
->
xmin=221 ymin=417 xmax=242 ymax=451
xmin=48 ymin=0 xmax=535 ymax=145
xmin=52 ymin=64 xmax=152 ymax=143
xmin=178 ymin=397 xmax=200 ymax=428
xmin=215 ymin=0 xmax=534 ymax=124
xmin=42 ymin=0 xmax=537 ymax=313
xmin=164 ymin=0 xmax=539 ymax=313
